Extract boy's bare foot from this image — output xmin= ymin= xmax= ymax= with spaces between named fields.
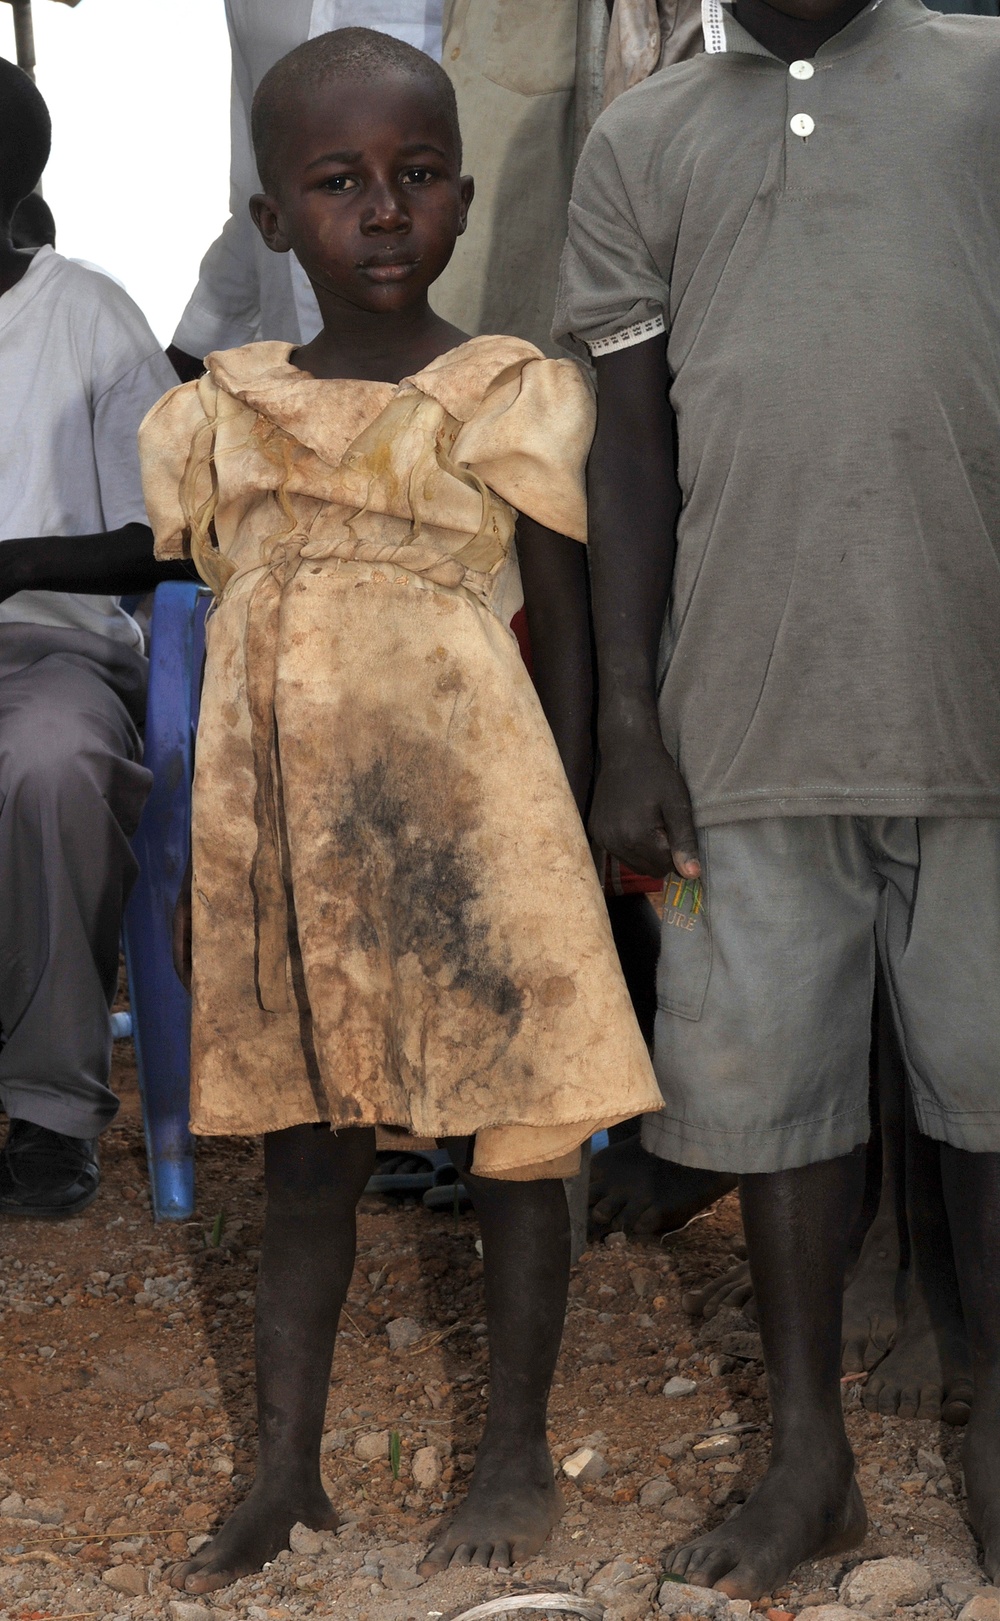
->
xmin=840 ymin=1198 xmax=900 ymax=1375
xmin=169 ymin=1480 xmax=339 ymax=1594
xmin=684 ymin=1215 xmax=899 ymax=1375
xmin=862 ymin=1268 xmax=971 ymax=1424
xmin=664 ymin=1447 xmax=866 ymax=1599
xmin=418 ymin=1438 xmax=562 ymax=1573
xmin=589 ymin=1137 xmax=736 ymax=1237
xmin=682 ymin=1258 xmax=754 ymax=1321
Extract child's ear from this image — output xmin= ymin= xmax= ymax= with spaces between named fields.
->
xmin=457 ymin=174 xmax=475 ymax=237
xmin=249 ymin=192 xmax=292 ymax=255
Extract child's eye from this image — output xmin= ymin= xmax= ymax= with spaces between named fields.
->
xmin=321 ymin=174 xmax=358 ymax=193
xmin=401 ymin=167 xmax=436 ymax=186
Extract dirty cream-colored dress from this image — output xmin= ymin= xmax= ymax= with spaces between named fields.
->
xmin=139 ymin=335 xmax=661 ymax=1178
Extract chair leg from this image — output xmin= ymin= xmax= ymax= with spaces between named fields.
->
xmin=123 ymin=583 xmax=206 ymax=1222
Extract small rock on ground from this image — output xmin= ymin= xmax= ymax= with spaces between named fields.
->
xmin=804 ymin=1607 xmax=875 ymax=1621
xmin=355 ymin=1430 xmax=391 ymax=1462
xmin=168 ymin=1603 xmax=216 ymax=1621
xmin=102 ymin=1562 xmax=147 ymax=1597
xmin=639 ymin=1474 xmax=677 ymax=1507
xmin=412 ymin=1445 xmax=442 ymax=1489
xmin=658 ymin=1577 xmax=732 ymax=1616
xmin=562 ymin=1446 xmax=608 ymax=1483
xmin=661 ymin=1495 xmax=706 ymax=1527
xmin=288 ymin=1521 xmax=329 ymax=1554
xmin=959 ymin=1590 xmax=1000 ymax=1621
xmin=386 ymin=1316 xmax=422 ymax=1351
xmin=841 ymin=1557 xmax=934 ymax=1616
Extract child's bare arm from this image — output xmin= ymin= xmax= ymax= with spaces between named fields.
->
xmin=516 ymin=515 xmax=593 ymax=817
xmin=0 ymin=523 xmax=198 ymax=600
xmin=586 ymin=336 xmax=700 ymax=879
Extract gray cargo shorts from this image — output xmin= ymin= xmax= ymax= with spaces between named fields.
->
xmin=642 ymin=817 xmax=1000 ymax=1174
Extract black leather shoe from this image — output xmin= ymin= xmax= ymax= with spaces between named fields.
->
xmin=0 ymin=1119 xmax=100 ymax=1218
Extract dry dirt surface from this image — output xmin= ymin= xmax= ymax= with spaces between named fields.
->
xmin=0 ymin=1037 xmax=992 ymax=1621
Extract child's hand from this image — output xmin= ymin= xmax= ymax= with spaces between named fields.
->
xmin=590 ymin=731 xmax=700 ymax=881
xmin=172 ymin=855 xmax=193 ymax=991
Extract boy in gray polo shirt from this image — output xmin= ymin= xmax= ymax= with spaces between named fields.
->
xmin=555 ymin=0 xmax=1000 ymax=1599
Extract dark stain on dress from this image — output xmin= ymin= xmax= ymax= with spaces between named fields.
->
xmin=328 ymin=717 xmax=524 ymax=1076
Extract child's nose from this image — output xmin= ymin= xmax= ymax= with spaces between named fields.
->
xmin=362 ymin=184 xmax=410 ymax=232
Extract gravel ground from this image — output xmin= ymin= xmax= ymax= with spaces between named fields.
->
xmin=0 ymin=1034 xmax=992 ymax=1621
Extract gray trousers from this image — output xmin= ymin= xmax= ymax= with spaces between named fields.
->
xmin=0 ymin=625 xmax=151 ymax=1138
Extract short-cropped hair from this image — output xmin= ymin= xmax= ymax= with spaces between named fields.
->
xmin=0 ymin=58 xmax=51 ymax=220
xmin=251 ymin=27 xmax=461 ymax=192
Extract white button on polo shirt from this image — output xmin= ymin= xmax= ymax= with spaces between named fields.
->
xmin=790 ymin=113 xmax=815 ymax=137
xmin=789 ymin=59 xmax=815 ymax=79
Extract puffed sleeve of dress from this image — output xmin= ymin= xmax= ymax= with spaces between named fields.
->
xmin=138 ymin=375 xmax=216 ymax=561
xmin=451 ymin=353 xmax=595 ymax=542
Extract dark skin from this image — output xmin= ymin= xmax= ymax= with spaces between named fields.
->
xmin=0 ymin=194 xmax=198 ymax=602
xmin=170 ymin=71 xmax=588 ymax=1594
xmin=589 ymin=0 xmax=1000 ymax=1593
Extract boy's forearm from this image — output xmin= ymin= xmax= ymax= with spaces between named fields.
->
xmin=584 ymin=337 xmax=700 ymax=878
xmin=516 ymin=517 xmax=594 ymax=816
xmin=0 ymin=522 xmax=198 ymax=599
xmin=587 ymin=339 xmax=682 ymax=752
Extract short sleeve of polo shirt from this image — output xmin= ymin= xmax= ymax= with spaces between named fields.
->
xmin=553 ymin=119 xmax=669 ymax=361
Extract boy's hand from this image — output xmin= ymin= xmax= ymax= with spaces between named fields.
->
xmin=590 ymin=731 xmax=700 ymax=881
xmin=172 ymin=856 xmax=193 ymax=992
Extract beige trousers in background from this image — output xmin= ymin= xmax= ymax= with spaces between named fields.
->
xmin=435 ymin=0 xmax=703 ymax=353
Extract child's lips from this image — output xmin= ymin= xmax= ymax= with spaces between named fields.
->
xmin=360 ymin=258 xmax=419 ymax=282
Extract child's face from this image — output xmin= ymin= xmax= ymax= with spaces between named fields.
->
xmin=251 ymin=75 xmax=472 ymax=317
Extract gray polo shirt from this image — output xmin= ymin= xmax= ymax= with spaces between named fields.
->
xmin=554 ymin=0 xmax=1000 ymax=827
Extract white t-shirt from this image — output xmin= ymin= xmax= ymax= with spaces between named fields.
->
xmin=173 ymin=0 xmax=444 ymax=357
xmin=0 ymin=247 xmax=178 ymax=649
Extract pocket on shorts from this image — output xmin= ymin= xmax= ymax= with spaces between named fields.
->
xmin=476 ymin=0 xmax=577 ymax=96
xmin=656 ymin=868 xmax=712 ymax=1021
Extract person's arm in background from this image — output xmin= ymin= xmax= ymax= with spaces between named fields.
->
xmin=585 ymin=334 xmax=700 ymax=879
xmin=517 ymin=515 xmax=594 ymax=817
xmin=0 ymin=524 xmax=197 ymax=599
xmin=167 ymin=0 xmax=265 ymax=380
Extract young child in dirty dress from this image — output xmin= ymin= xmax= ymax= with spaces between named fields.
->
xmin=139 ymin=27 xmax=661 ymax=1596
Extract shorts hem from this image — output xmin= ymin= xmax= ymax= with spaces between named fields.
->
xmin=640 ymin=1106 xmax=870 ymax=1173
xmin=690 ymin=794 xmax=1000 ymax=827
xmin=910 ymin=1099 xmax=1000 ymax=1154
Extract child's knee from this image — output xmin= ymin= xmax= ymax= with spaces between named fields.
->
xmin=263 ymin=1122 xmax=376 ymax=1201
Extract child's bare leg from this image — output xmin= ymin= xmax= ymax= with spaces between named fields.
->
xmin=171 ymin=1123 xmax=376 ymax=1594
xmin=420 ymin=1140 xmax=569 ymax=1573
xmin=667 ymin=1153 xmax=868 ymax=1598
xmin=940 ymin=1147 xmax=1000 ymax=1577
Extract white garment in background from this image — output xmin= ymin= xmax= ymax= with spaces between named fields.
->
xmin=0 ymin=248 xmax=178 ymax=649
xmin=173 ymin=0 xmax=444 ymax=357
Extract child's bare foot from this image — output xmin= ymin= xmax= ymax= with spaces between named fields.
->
xmin=840 ymin=1199 xmax=900 ymax=1375
xmin=169 ymin=1479 xmax=339 ymax=1594
xmin=590 ymin=1136 xmax=736 ymax=1237
xmin=862 ymin=1268 xmax=971 ymax=1424
xmin=418 ymin=1436 xmax=562 ymax=1573
xmin=682 ymin=1258 xmax=754 ymax=1321
xmin=664 ymin=1445 xmax=866 ymax=1599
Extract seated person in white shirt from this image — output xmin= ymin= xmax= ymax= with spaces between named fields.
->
xmin=0 ymin=60 xmax=197 ymax=1218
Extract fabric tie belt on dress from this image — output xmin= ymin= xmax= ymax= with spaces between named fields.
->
xmin=185 ymin=389 xmax=519 ymax=1014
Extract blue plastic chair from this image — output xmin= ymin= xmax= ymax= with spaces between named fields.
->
xmin=123 ymin=583 xmax=210 ymax=1222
